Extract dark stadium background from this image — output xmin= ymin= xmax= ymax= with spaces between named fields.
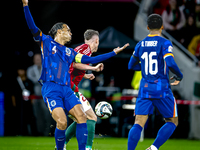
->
xmin=4 ymin=0 xmax=138 ymax=88
xmin=1 ymin=0 xmax=139 ymax=136
xmin=1 ymin=0 xmax=191 ymax=139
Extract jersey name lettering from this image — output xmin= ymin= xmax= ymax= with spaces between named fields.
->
xmin=142 ymin=41 xmax=158 ymax=47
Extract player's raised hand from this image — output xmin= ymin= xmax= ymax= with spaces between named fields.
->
xmin=113 ymin=43 xmax=130 ymax=54
xmin=22 ymin=0 xmax=28 ymax=6
xmin=84 ymin=74 xmax=95 ymax=80
xmin=170 ymin=76 xmax=181 ymax=86
xmin=94 ymin=63 xmax=104 ymax=72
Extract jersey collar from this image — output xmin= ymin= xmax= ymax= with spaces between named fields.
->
xmin=148 ymin=34 xmax=160 ymax=37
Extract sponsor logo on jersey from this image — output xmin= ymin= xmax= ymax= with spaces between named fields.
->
xmin=168 ymin=46 xmax=173 ymax=52
xmin=65 ymin=48 xmax=71 ymax=56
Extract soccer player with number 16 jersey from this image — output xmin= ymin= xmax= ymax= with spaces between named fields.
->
xmin=128 ymin=14 xmax=183 ymax=150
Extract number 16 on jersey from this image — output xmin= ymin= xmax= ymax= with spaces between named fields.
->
xmin=141 ymin=52 xmax=158 ymax=75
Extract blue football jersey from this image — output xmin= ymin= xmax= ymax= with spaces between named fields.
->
xmin=133 ymin=34 xmax=174 ymax=98
xmin=35 ymin=32 xmax=78 ymax=86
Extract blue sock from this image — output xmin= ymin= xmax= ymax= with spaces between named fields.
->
xmin=55 ymin=127 xmax=66 ymax=150
xmin=128 ymin=124 xmax=143 ymax=150
xmin=153 ymin=122 xmax=176 ymax=149
xmin=76 ymin=123 xmax=88 ymax=150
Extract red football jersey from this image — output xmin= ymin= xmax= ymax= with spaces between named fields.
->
xmin=69 ymin=44 xmax=92 ymax=90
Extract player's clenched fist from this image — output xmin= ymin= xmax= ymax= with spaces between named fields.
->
xmin=22 ymin=0 xmax=28 ymax=6
xmin=83 ymin=74 xmax=95 ymax=80
xmin=94 ymin=63 xmax=104 ymax=72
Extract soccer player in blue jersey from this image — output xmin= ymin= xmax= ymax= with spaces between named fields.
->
xmin=22 ymin=0 xmax=129 ymax=150
xmin=127 ymin=14 xmax=183 ymax=150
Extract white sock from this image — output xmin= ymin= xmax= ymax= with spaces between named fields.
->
xmin=150 ymin=145 xmax=158 ymax=150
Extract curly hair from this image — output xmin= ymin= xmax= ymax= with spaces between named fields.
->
xmin=48 ymin=22 xmax=65 ymax=39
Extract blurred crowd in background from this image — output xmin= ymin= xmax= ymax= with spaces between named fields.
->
xmin=149 ymin=0 xmax=200 ymax=66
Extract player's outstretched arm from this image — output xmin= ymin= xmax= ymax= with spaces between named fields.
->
xmin=22 ymin=0 xmax=41 ymax=40
xmin=73 ymin=63 xmax=104 ymax=72
xmin=113 ymin=43 xmax=130 ymax=54
xmin=75 ymin=43 xmax=129 ymax=64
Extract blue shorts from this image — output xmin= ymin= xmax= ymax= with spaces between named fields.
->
xmin=41 ymin=82 xmax=81 ymax=114
xmin=135 ymin=94 xmax=178 ymax=118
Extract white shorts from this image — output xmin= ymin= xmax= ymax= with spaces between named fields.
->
xmin=68 ymin=92 xmax=91 ymax=121
xmin=78 ymin=92 xmax=91 ymax=112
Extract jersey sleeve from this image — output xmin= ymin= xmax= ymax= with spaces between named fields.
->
xmin=165 ymin=56 xmax=183 ymax=80
xmin=75 ymin=44 xmax=92 ymax=57
xmin=128 ymin=56 xmax=141 ymax=71
xmin=163 ymin=40 xmax=183 ymax=80
xmin=24 ymin=6 xmax=47 ymax=43
xmin=162 ymin=40 xmax=174 ymax=59
xmin=133 ymin=42 xmax=140 ymax=59
xmin=128 ymin=42 xmax=141 ymax=70
xmin=74 ymin=51 xmax=116 ymax=64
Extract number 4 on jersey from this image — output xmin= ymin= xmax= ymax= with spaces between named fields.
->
xmin=141 ymin=52 xmax=158 ymax=75
xmin=52 ymin=46 xmax=57 ymax=54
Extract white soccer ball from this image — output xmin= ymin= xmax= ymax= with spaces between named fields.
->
xmin=95 ymin=101 xmax=113 ymax=119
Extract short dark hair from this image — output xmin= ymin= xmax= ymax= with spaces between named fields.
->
xmin=84 ymin=29 xmax=99 ymax=41
xmin=49 ymin=22 xmax=65 ymax=39
xmin=147 ymin=14 xmax=163 ymax=29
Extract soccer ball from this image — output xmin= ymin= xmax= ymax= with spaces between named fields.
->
xmin=95 ymin=101 xmax=113 ymax=119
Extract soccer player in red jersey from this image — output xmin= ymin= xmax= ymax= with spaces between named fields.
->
xmin=64 ymin=30 xmax=99 ymax=150
xmin=22 ymin=0 xmax=129 ymax=149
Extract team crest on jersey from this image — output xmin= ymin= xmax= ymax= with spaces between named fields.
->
xmin=168 ymin=46 xmax=173 ymax=52
xmin=65 ymin=48 xmax=71 ymax=56
xmin=50 ymin=100 xmax=56 ymax=107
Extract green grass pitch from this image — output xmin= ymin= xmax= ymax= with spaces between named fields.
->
xmin=0 ymin=136 xmax=200 ymax=150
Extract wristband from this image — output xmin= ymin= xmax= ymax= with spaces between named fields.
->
xmin=172 ymin=75 xmax=182 ymax=81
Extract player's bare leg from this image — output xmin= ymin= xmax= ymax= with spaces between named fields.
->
xmin=52 ymin=108 xmax=67 ymax=130
xmin=85 ymin=108 xmax=97 ymax=121
xmin=165 ymin=117 xmax=178 ymax=126
xmin=69 ymin=104 xmax=88 ymax=150
xmin=134 ymin=115 xmax=148 ymax=128
xmin=64 ymin=108 xmax=96 ymax=150
xmin=52 ymin=107 xmax=67 ymax=150
xmin=69 ymin=104 xmax=87 ymax=123
xmin=65 ymin=98 xmax=96 ymax=150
